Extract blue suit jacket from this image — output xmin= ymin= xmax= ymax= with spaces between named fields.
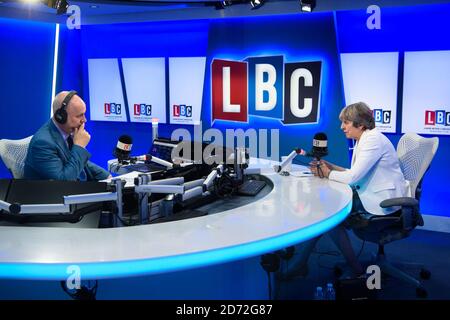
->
xmin=24 ymin=119 xmax=109 ymax=181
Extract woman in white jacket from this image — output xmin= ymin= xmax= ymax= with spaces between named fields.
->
xmin=280 ymin=102 xmax=408 ymax=279
xmin=318 ymin=103 xmax=408 ymax=216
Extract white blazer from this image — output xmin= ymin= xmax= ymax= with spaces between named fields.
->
xmin=329 ymin=128 xmax=408 ymax=215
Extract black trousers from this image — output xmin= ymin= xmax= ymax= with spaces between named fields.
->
xmin=344 ymin=188 xmax=372 ymax=229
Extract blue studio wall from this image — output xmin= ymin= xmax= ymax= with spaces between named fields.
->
xmin=0 ymin=18 xmax=56 ymax=178
xmin=56 ymin=12 xmax=349 ymax=176
xmin=57 ymin=21 xmax=210 ymax=169
xmin=335 ymin=4 xmax=450 ymax=217
xmin=0 ymin=3 xmax=449 ymax=220
xmin=0 ymin=2 xmax=449 ymax=300
xmin=0 ymin=13 xmax=347 ymax=300
xmin=204 ymin=13 xmax=348 ymax=166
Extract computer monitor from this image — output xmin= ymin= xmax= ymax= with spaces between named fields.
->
xmin=150 ymin=138 xmax=206 ymax=164
xmin=150 ymin=138 xmax=178 ymax=162
xmin=150 ymin=137 xmax=233 ymax=166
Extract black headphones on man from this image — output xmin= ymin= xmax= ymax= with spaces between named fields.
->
xmin=54 ymin=90 xmax=78 ymax=124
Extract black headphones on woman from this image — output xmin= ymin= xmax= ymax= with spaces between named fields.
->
xmin=54 ymin=90 xmax=78 ymax=124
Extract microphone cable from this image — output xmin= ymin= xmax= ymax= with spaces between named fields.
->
xmin=316 ymin=160 xmax=325 ymax=179
xmin=212 ymin=170 xmax=238 ymax=198
xmin=292 ymin=158 xmax=324 ymax=178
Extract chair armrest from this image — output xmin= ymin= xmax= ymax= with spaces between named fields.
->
xmin=380 ymin=197 xmax=423 ymax=229
xmin=379 ymin=197 xmax=418 ymax=209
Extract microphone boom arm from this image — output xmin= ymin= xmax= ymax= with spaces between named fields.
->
xmin=273 ymin=150 xmax=298 ymax=173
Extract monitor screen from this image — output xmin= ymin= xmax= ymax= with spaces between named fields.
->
xmin=150 ymin=138 xmax=233 ymax=165
xmin=150 ymin=138 xmax=179 ymax=162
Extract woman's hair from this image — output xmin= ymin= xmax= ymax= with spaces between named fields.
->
xmin=339 ymin=102 xmax=375 ymax=130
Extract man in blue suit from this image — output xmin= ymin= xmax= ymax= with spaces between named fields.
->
xmin=24 ymin=91 xmax=111 ymax=181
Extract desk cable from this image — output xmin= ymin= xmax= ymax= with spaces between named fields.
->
xmin=212 ymin=172 xmax=239 ymax=198
xmin=60 ymin=280 xmax=98 ymax=300
xmin=293 ymin=159 xmax=325 ymax=178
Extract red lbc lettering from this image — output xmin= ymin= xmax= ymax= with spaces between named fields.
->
xmin=134 ymin=104 xmax=140 ymax=115
xmin=104 ymin=103 xmax=111 ymax=114
xmin=173 ymin=105 xmax=180 ymax=117
xmin=425 ymin=110 xmax=435 ymax=125
xmin=212 ymin=59 xmax=248 ymax=122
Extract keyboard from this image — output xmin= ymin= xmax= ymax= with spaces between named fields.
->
xmin=238 ymin=179 xmax=267 ymax=196
xmin=126 ymin=163 xmax=166 ymax=173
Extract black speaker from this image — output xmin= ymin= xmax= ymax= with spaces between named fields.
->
xmin=54 ymin=90 xmax=77 ymax=124
xmin=334 ymin=277 xmax=377 ymax=300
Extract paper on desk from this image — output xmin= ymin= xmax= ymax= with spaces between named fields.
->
xmin=289 ymin=170 xmax=314 ymax=177
xmin=101 ymin=171 xmax=141 ymax=188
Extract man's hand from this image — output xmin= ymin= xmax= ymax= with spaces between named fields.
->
xmin=73 ymin=123 xmax=91 ymax=148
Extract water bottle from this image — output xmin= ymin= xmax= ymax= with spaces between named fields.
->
xmin=325 ymin=283 xmax=336 ymax=300
xmin=314 ymin=286 xmax=324 ymax=300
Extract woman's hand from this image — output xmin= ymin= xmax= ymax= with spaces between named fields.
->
xmin=319 ymin=161 xmax=331 ymax=178
xmin=309 ymin=160 xmax=332 ymax=178
xmin=309 ymin=160 xmax=321 ymax=177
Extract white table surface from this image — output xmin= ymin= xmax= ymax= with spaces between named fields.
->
xmin=0 ymin=159 xmax=352 ymax=280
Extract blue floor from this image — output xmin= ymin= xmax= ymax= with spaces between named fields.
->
xmin=0 ymin=229 xmax=449 ymax=300
xmin=275 ymin=229 xmax=450 ymax=300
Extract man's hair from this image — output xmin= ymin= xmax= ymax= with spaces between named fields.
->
xmin=52 ymin=91 xmax=67 ymax=115
xmin=339 ymin=102 xmax=375 ymax=130
xmin=52 ymin=91 xmax=77 ymax=115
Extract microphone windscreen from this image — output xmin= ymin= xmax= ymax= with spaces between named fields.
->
xmin=114 ymin=135 xmax=133 ymax=161
xmin=312 ymin=132 xmax=327 ymax=147
xmin=312 ymin=132 xmax=328 ymax=158
xmin=116 ymin=135 xmax=133 ymax=151
xmin=118 ymin=135 xmax=132 ymax=145
xmin=313 ymin=132 xmax=327 ymax=142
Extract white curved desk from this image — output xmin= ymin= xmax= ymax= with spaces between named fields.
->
xmin=0 ymin=160 xmax=352 ymax=280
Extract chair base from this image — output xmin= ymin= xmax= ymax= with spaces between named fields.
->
xmin=374 ymin=254 xmax=423 ymax=287
xmin=335 ymin=254 xmax=430 ymax=298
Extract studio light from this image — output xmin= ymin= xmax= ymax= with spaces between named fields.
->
xmin=300 ymin=0 xmax=316 ymax=12
xmin=250 ymin=0 xmax=265 ymax=10
xmin=215 ymin=1 xmax=233 ymax=10
xmin=43 ymin=0 xmax=69 ymax=15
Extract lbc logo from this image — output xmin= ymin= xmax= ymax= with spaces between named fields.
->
xmin=134 ymin=104 xmax=152 ymax=116
xmin=104 ymin=103 xmax=121 ymax=115
xmin=211 ymin=56 xmax=321 ymax=124
xmin=373 ymin=109 xmax=391 ymax=124
xmin=173 ymin=105 xmax=192 ymax=118
xmin=425 ymin=110 xmax=450 ymax=126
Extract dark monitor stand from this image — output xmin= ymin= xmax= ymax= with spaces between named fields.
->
xmin=6 ymin=179 xmax=107 ymax=204
xmin=0 ymin=179 xmax=10 ymax=202
xmin=0 ymin=179 xmax=108 ymax=225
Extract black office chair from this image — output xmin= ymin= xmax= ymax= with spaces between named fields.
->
xmin=350 ymin=133 xmax=439 ymax=298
